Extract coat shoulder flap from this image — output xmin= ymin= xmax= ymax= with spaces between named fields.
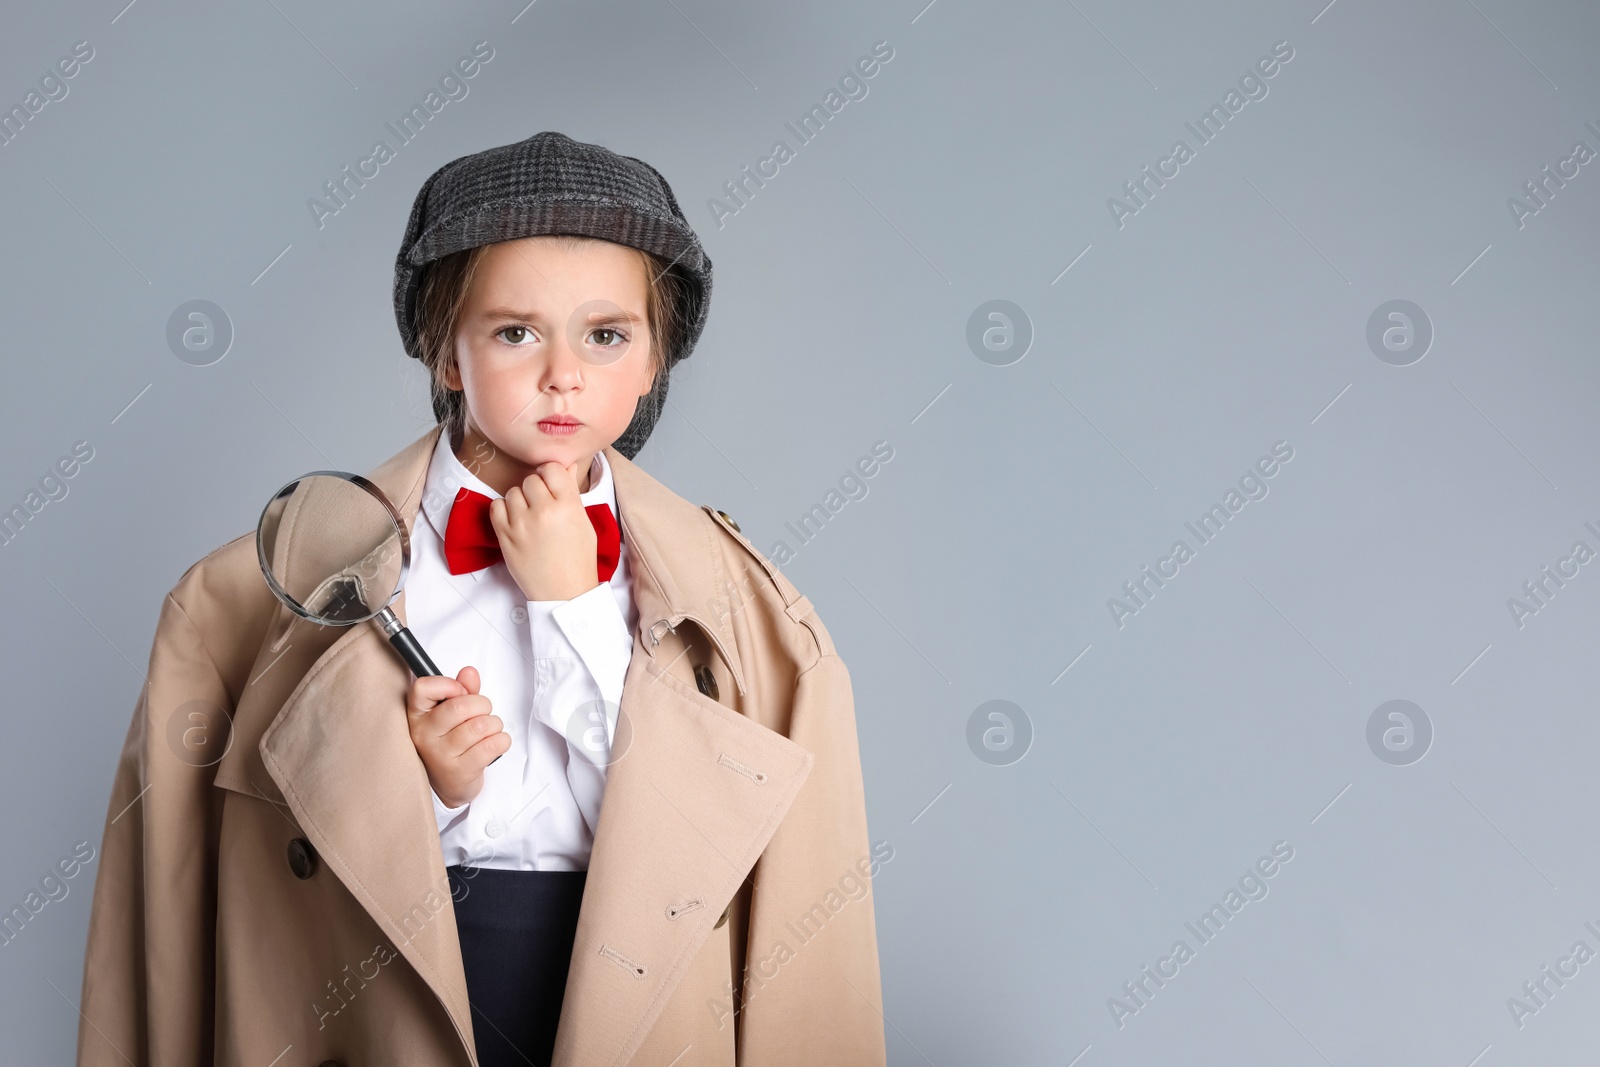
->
xmin=701 ymin=505 xmax=834 ymax=660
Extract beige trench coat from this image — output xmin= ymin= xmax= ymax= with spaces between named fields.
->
xmin=76 ymin=424 xmax=887 ymax=1066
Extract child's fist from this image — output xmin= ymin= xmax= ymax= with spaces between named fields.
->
xmin=406 ymin=665 xmax=509 ymax=810
xmin=488 ymin=460 xmax=599 ymax=602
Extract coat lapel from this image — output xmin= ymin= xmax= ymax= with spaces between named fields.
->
xmin=256 ymin=425 xmax=815 ymax=1067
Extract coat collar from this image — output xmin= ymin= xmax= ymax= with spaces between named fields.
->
xmin=252 ymin=425 xmax=809 ymax=1066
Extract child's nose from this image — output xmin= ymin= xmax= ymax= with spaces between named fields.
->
xmin=539 ymin=334 xmax=589 ymax=387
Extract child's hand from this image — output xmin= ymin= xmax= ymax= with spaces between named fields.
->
xmin=406 ymin=666 xmax=509 ymax=809
xmin=489 ymin=460 xmax=599 ymax=602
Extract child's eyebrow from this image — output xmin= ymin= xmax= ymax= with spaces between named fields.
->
xmin=480 ymin=305 xmax=644 ymax=325
xmin=575 ymin=308 xmax=645 ymax=326
xmin=480 ymin=306 xmax=549 ymax=322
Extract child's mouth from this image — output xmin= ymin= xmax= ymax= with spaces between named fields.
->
xmin=537 ymin=417 xmax=581 ymax=436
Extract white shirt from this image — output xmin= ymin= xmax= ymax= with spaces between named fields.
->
xmin=404 ymin=428 xmax=637 ymax=871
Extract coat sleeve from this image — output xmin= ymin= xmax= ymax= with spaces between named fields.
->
xmin=736 ymin=649 xmax=889 ymax=1065
xmin=77 ymin=591 xmax=229 ymax=1065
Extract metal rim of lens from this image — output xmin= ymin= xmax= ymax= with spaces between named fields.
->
xmin=254 ymin=470 xmax=412 ymax=626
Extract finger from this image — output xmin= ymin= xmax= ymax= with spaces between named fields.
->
xmin=417 ymin=695 xmax=494 ymax=741
xmin=522 ymin=469 xmax=557 ymax=505
xmin=406 ymin=674 xmax=466 ymax=716
xmin=534 ymin=462 xmax=578 ymax=503
xmin=463 ymin=730 xmax=512 ymax=771
xmin=442 ymin=712 xmax=506 ymax=761
xmin=457 ymin=664 xmax=480 ymax=695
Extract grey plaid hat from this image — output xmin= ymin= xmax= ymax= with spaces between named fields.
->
xmin=393 ymin=130 xmax=713 ymax=459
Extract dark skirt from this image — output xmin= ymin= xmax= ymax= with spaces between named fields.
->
xmin=444 ymin=864 xmax=588 ymax=1067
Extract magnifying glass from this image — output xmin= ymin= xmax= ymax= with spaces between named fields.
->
xmin=255 ymin=468 xmax=506 ymax=767
xmin=255 ymin=470 xmax=439 ymax=678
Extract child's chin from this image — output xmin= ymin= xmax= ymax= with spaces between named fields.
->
xmin=518 ymin=437 xmax=589 ymax=469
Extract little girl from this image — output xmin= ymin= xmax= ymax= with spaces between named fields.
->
xmin=76 ymin=131 xmax=887 ymax=1066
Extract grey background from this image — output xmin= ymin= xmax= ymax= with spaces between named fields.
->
xmin=3 ymin=0 xmax=1598 ymax=1062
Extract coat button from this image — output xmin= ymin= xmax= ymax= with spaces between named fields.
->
xmin=287 ymin=837 xmax=318 ymax=880
xmin=694 ymin=663 xmax=720 ymax=702
xmin=714 ymin=903 xmax=730 ymax=929
xmin=715 ymin=509 xmax=740 ymax=533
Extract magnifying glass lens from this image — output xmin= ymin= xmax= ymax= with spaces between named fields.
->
xmin=255 ymin=472 xmax=439 ymax=679
xmin=258 ymin=474 xmax=405 ymax=624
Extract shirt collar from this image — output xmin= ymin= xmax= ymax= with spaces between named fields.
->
xmin=373 ymin=424 xmax=748 ymax=697
xmin=419 ymin=428 xmax=615 ymax=543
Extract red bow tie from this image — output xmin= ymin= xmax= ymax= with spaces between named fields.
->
xmin=442 ymin=487 xmax=621 ymax=581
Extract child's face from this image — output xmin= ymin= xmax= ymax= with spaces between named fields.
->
xmin=444 ymin=235 xmax=656 ymax=480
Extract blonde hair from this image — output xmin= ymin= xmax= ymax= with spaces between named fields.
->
xmin=413 ymin=235 xmax=686 ymax=446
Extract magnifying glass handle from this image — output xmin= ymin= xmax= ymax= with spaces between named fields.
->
xmin=374 ymin=607 xmax=440 ymax=678
xmin=388 ymin=626 xmax=440 ymax=679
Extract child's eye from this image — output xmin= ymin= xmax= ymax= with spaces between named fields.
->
xmin=589 ymin=327 xmax=627 ymax=348
xmin=497 ymin=325 xmax=536 ymax=345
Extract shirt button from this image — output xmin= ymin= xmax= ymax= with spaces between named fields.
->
xmin=287 ymin=837 xmax=318 ymax=879
xmin=485 ymin=818 xmax=505 ymax=838
xmin=511 ymin=606 xmax=527 ymax=624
